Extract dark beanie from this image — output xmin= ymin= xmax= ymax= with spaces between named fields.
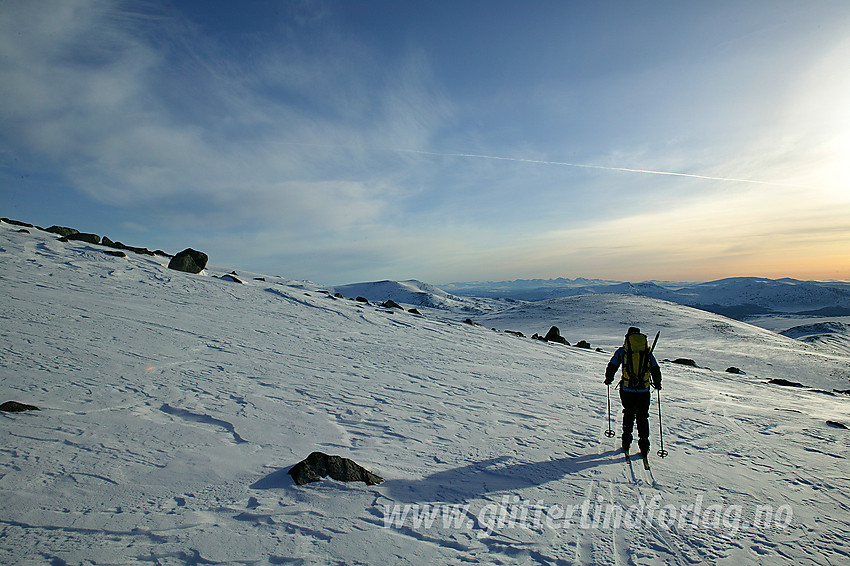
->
xmin=626 ymin=326 xmax=641 ymax=336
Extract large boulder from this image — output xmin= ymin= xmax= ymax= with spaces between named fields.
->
xmin=168 ymin=248 xmax=208 ymax=274
xmin=1 ymin=401 xmax=40 ymax=412
xmin=544 ymin=326 xmax=569 ymax=345
xmin=288 ymin=452 xmax=383 ymax=486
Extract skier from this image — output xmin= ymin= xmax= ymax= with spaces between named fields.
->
xmin=604 ymin=327 xmax=662 ymax=460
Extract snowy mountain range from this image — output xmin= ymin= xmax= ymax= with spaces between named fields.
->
xmin=2 ymin=220 xmax=849 ymax=564
xmin=442 ymin=277 xmax=850 ymax=317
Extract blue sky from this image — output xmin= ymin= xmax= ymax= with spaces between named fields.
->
xmin=2 ymin=0 xmax=849 ymax=285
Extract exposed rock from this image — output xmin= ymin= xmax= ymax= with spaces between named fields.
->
xmin=544 ymin=326 xmax=569 ymax=345
xmin=1 ymin=218 xmax=35 ymax=228
xmin=154 ymin=250 xmax=172 ymax=258
xmin=355 ymin=296 xmax=370 ymax=304
xmin=254 ymin=277 xmax=266 ymax=282
xmin=103 ymin=239 xmax=156 ymax=256
xmin=219 ymin=274 xmax=243 ymax=284
xmin=17 ymin=229 xmax=29 ymax=233
xmin=463 ymin=318 xmax=482 ymax=327
xmin=60 ymin=232 xmax=101 ymax=245
xmin=334 ymin=293 xmax=344 ymax=299
xmin=381 ymin=300 xmax=403 ymax=309
xmin=504 ymin=330 xmax=525 ymax=337
xmin=834 ymin=389 xmax=850 ymax=396
xmin=575 ymin=340 xmax=591 ymax=349
xmin=769 ymin=378 xmax=804 ymax=388
xmin=826 ymin=421 xmax=848 ymax=430
xmin=726 ymin=367 xmax=744 ymax=374
xmin=671 ymin=358 xmax=697 ymax=367
xmin=168 ymin=248 xmax=208 ymax=274
xmin=1 ymin=401 xmax=40 ymax=412
xmin=126 ymin=245 xmax=155 ymax=256
xmin=288 ymin=451 xmax=383 ymax=486
xmin=45 ymin=226 xmax=79 ymax=237
xmin=408 ymin=308 xmax=422 ymax=315
xmin=103 ymin=250 xmax=126 ymax=257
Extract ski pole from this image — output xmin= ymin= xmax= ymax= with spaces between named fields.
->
xmin=656 ymin=391 xmax=668 ymax=458
xmin=605 ymin=384 xmax=615 ymax=438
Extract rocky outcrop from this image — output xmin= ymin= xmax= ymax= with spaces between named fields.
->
xmin=288 ymin=452 xmax=383 ymax=486
xmin=59 ymin=232 xmax=101 ymax=245
xmin=769 ymin=378 xmax=804 ymax=388
xmin=1 ymin=218 xmax=35 ymax=228
xmin=45 ymin=226 xmax=79 ymax=237
xmin=110 ymin=241 xmax=156 ymax=256
xmin=168 ymin=248 xmax=208 ymax=274
xmin=543 ymin=326 xmax=569 ymax=345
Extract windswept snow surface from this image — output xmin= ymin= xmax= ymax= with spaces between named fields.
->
xmin=2 ymin=223 xmax=850 ymax=565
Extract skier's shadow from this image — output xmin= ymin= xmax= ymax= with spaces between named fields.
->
xmin=381 ymin=449 xmax=620 ymax=503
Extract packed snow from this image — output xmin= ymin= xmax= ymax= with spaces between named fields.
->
xmin=1 ymin=222 xmax=849 ymax=565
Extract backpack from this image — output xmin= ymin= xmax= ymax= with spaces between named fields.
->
xmin=622 ymin=332 xmax=651 ymax=390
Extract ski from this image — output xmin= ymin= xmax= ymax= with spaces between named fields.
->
xmin=642 ymin=454 xmax=650 ymax=470
xmin=623 ymin=447 xmax=631 ymax=462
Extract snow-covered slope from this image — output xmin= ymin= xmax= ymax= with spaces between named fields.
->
xmin=479 ymin=294 xmax=850 ymax=392
xmin=332 ymin=279 xmax=509 ymax=314
xmin=780 ymin=322 xmax=850 ymax=356
xmin=2 ymin=223 xmax=849 ymax=565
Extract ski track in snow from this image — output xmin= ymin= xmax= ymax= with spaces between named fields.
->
xmin=1 ymin=224 xmax=849 ymax=565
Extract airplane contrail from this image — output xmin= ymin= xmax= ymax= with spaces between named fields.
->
xmin=281 ymin=141 xmax=812 ymax=189
xmin=388 ymin=147 xmax=811 ymax=188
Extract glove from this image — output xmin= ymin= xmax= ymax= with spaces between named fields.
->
xmin=604 ymin=377 xmax=613 ymax=385
xmin=654 ymin=383 xmax=662 ymax=391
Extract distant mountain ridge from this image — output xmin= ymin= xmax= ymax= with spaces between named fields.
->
xmin=442 ymin=276 xmax=850 ymax=318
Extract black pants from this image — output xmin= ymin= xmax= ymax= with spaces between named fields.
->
xmin=620 ymin=389 xmax=651 ymax=454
